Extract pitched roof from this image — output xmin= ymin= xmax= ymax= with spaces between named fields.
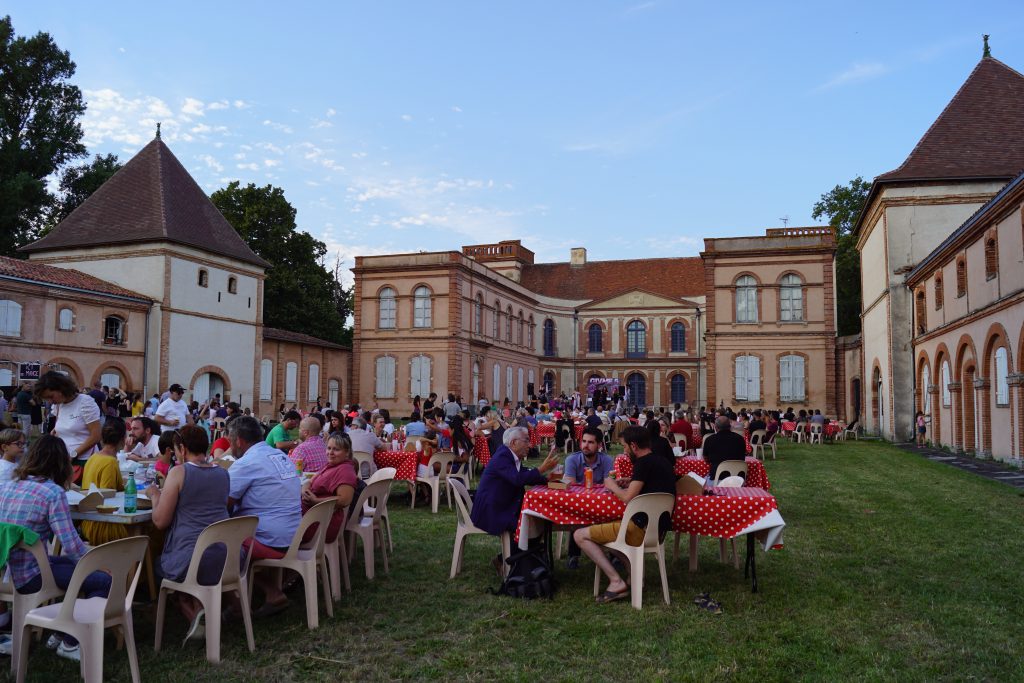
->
xmin=20 ymin=138 xmax=270 ymax=268
xmin=0 ymin=256 xmax=152 ymax=301
xmin=262 ymin=326 xmax=350 ymax=350
xmin=519 ymin=256 xmax=704 ymax=302
xmin=877 ymin=58 xmax=1024 ymax=182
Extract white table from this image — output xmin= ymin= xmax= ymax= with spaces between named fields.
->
xmin=69 ymin=493 xmax=157 ymax=597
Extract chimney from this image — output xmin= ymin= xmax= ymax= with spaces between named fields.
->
xmin=570 ymin=247 xmax=587 ymax=266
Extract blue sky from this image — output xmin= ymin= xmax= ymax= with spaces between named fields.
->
xmin=9 ymin=2 xmax=1024 ymax=282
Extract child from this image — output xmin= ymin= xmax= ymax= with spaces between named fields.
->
xmin=0 ymin=429 xmax=25 ymax=481
xmin=916 ymin=411 xmax=927 ymax=447
xmin=80 ymin=418 xmax=127 ymax=544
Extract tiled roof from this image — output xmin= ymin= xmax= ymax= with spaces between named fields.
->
xmin=877 ymin=58 xmax=1024 ymax=182
xmin=0 ymin=256 xmax=152 ymax=301
xmin=20 ymin=138 xmax=270 ymax=268
xmin=519 ymin=256 xmax=704 ymax=302
xmin=262 ymin=326 xmax=350 ymax=350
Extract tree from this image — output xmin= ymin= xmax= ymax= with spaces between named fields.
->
xmin=210 ymin=182 xmax=351 ymax=345
xmin=45 ymin=153 xmax=122 ymax=229
xmin=812 ymin=176 xmax=871 ymax=337
xmin=0 ymin=15 xmax=86 ymax=255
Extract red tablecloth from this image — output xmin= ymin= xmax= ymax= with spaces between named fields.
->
xmin=473 ymin=435 xmax=492 ymax=467
xmin=613 ymin=455 xmax=770 ymax=490
xmin=517 ymin=485 xmax=782 ymax=547
xmin=825 ymin=423 xmax=841 ymax=438
xmin=527 ymin=424 xmax=540 ymax=447
xmin=781 ymin=421 xmax=796 ymax=434
xmin=373 ymin=450 xmax=417 ymax=482
xmin=536 ymin=422 xmax=555 ymax=440
xmin=573 ymin=422 xmax=584 ymax=443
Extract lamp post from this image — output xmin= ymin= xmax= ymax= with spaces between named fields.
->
xmin=695 ymin=306 xmax=702 ymax=408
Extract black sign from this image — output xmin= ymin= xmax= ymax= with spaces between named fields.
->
xmin=18 ymin=363 xmax=41 ymax=381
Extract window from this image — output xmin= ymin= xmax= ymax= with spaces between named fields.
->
xmin=934 ymin=276 xmax=944 ymax=310
xmin=588 ymin=323 xmax=603 ymax=353
xmin=100 ymin=370 xmax=121 ymax=390
xmin=506 ymin=306 xmax=513 ymax=342
xmin=995 ymin=347 xmax=1009 ymax=405
xmin=626 ymin=372 xmax=646 ymax=406
xmin=956 ymin=258 xmax=966 ymax=298
xmin=0 ymin=368 xmax=11 ymax=386
xmin=0 ymin=300 xmax=22 ymax=337
xmin=410 ymin=355 xmax=431 ymax=396
xmin=308 ymin=363 xmax=320 ymax=401
xmin=198 ymin=269 xmax=209 ymax=287
xmin=472 ymin=362 xmax=480 ymax=404
xmin=259 ymin=359 xmax=273 ymax=400
xmin=58 ymin=308 xmax=73 ymax=331
xmin=670 ymin=322 xmax=685 ymax=352
xmin=543 ymin=319 xmax=555 ymax=357
xmin=670 ymin=374 xmax=687 ymax=403
xmin=506 ymin=366 xmax=513 ymax=401
xmin=474 ymin=295 xmax=482 ymax=334
xmin=985 ymin=236 xmax=998 ymax=279
xmin=518 ymin=311 xmax=524 ymax=346
xmin=493 ymin=300 xmax=500 ymax=338
xmin=779 ymin=355 xmax=805 ymax=401
xmin=528 ymin=370 xmax=535 ymax=395
xmin=626 ymin=320 xmax=646 ymax=358
xmin=493 ymin=363 xmax=501 ymax=399
xmin=543 ymin=371 xmax=554 ymax=395
xmin=735 ymin=355 xmax=761 ymax=401
xmin=227 ymin=276 xmax=237 ymax=294
xmin=941 ymin=361 xmax=951 ymax=407
xmin=328 ymin=379 xmax=339 ymax=407
xmin=518 ymin=367 xmax=524 ymax=402
xmin=921 ymin=365 xmax=931 ymax=415
xmin=375 ymin=356 xmax=396 ymax=398
xmin=780 ymin=274 xmax=803 ymax=322
xmin=378 ymin=287 xmax=396 ymax=329
xmin=915 ymin=291 xmax=927 ymax=335
xmin=103 ymin=316 xmax=125 ymax=345
xmin=736 ymin=276 xmax=758 ymax=323
xmin=528 ymin=317 xmax=534 ymax=348
xmin=413 ymin=287 xmax=432 ymax=328
xmin=285 ymin=362 xmax=298 ymax=401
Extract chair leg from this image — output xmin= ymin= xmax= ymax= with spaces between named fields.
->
xmin=338 ymin=536 xmax=351 ymax=592
xmin=592 ymin=564 xmax=601 ymax=597
xmin=84 ymin=626 xmax=105 ymax=683
xmin=238 ymin=583 xmax=256 ymax=653
xmin=319 ymin=559 xmax=333 ymax=618
xmin=378 ymin=529 xmax=390 ymax=574
xmin=719 ymin=538 xmax=728 ymax=563
xmin=500 ymin=532 xmax=511 ymax=579
xmin=629 ymin=551 xmax=644 ymax=610
xmin=363 ymin=533 xmax=375 ymax=580
xmin=153 ymin=587 xmax=168 ymax=652
xmin=673 ymin=532 xmax=681 ymax=562
xmin=326 ymin=543 xmax=341 ymax=602
xmin=657 ymin=547 xmax=671 ymax=605
xmin=431 ymin=480 xmax=439 ymax=514
xmin=14 ymin=623 xmax=30 ymax=683
xmin=732 ymin=539 xmax=740 ymax=570
xmin=450 ymin=529 xmax=465 ymax=579
xmin=302 ymin=566 xmax=318 ymax=630
xmin=122 ymin=613 xmax=141 ymax=683
xmin=203 ymin=590 xmax=222 ymax=664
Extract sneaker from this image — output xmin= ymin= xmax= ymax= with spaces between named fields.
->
xmin=566 ymin=556 xmax=579 ymax=570
xmin=56 ymin=641 xmax=81 ymax=663
xmin=0 ymin=634 xmax=12 ymax=656
xmin=45 ymin=634 xmax=61 ymax=650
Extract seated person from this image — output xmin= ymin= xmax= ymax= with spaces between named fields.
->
xmin=126 ymin=416 xmax=161 ymax=461
xmin=301 ymin=431 xmax=359 ymax=545
xmin=702 ymin=415 xmax=747 ymax=482
xmin=449 ymin=415 xmax=474 ymax=473
xmin=348 ymin=417 xmax=385 ymax=454
xmin=288 ymin=416 xmax=328 ymax=473
xmin=748 ymin=410 xmax=767 ymax=435
xmin=80 ymin=417 xmax=128 ymax=544
xmin=0 ymin=429 xmax=25 ymax=481
xmin=265 ymin=410 xmax=301 ymax=452
xmin=147 ymin=425 xmax=230 ymax=641
xmin=810 ymin=409 xmax=827 ymax=426
xmin=765 ymin=413 xmax=780 ymax=441
xmin=156 ymin=431 xmax=178 ymax=478
xmin=226 ymin=416 xmax=301 ymax=616
xmin=584 ymin=408 xmax=602 ymax=431
xmin=0 ymin=436 xmax=110 ymax=661
xmin=645 ymin=419 xmax=675 ymax=468
xmin=669 ymin=410 xmax=694 ymax=450
xmin=562 ymin=428 xmax=615 ymax=569
xmin=574 ymin=426 xmax=675 ymax=603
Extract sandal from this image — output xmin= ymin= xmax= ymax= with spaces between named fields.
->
xmin=595 ymin=587 xmax=630 ymax=604
xmin=253 ymin=599 xmax=290 ymax=619
xmin=694 ymin=593 xmax=723 ymax=614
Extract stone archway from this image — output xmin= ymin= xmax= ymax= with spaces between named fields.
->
xmin=188 ymin=365 xmax=233 ymax=404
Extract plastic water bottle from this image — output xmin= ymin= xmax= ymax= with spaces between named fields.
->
xmin=124 ymin=473 xmax=138 ymax=514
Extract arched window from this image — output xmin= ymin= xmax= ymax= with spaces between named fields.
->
xmin=58 ymin=308 xmax=74 ymax=331
xmin=375 ymin=356 xmax=396 ymax=398
xmin=259 ymin=359 xmax=273 ymax=400
xmin=328 ymin=379 xmax=339 ymax=407
xmin=493 ymin=363 xmax=501 ymax=398
xmin=506 ymin=366 xmax=513 ymax=400
xmin=474 ymin=295 xmax=483 ymax=334
xmin=670 ymin=322 xmax=685 ymax=352
xmin=100 ymin=369 xmax=122 ymax=390
xmin=413 ymin=286 xmax=432 ymax=327
xmin=995 ymin=347 xmax=1009 ymax=405
xmin=493 ymin=300 xmax=500 ymax=338
xmin=506 ymin=306 xmax=513 ymax=342
xmin=626 ymin=372 xmax=646 ymax=406
xmin=528 ymin=317 xmax=535 ymax=348
xmin=378 ymin=287 xmax=396 ymax=329
xmin=670 ymin=374 xmax=687 ymax=403
xmin=308 ymin=363 xmax=320 ymax=401
xmin=985 ymin=236 xmax=998 ymax=279
xmin=543 ymin=371 xmax=554 ymax=395
xmin=198 ymin=269 xmax=209 ymax=287
xmin=588 ymin=323 xmax=603 ymax=353
xmin=779 ymin=354 xmax=805 ymax=401
xmin=543 ymin=319 xmax=555 ymax=357
xmin=736 ymin=275 xmax=758 ymax=323
xmin=528 ymin=369 xmax=535 ymax=396
xmin=472 ymin=361 xmax=480 ymax=404
xmin=227 ymin=276 xmax=237 ymax=294
xmin=103 ymin=316 xmax=125 ymax=345
xmin=285 ymin=361 xmax=298 ymax=401
xmin=941 ymin=361 xmax=951 ymax=407
xmin=780 ymin=274 xmax=803 ymax=322
xmin=410 ymin=355 xmax=431 ymax=396
xmin=0 ymin=300 xmax=22 ymax=337
xmin=735 ymin=355 xmax=761 ymax=401
xmin=626 ymin=320 xmax=646 ymax=358
xmin=517 ymin=367 xmax=524 ymax=402
xmin=934 ymin=276 xmax=944 ymax=310
xmin=956 ymin=258 xmax=966 ymax=298
xmin=518 ymin=311 xmax=524 ymax=346
xmin=921 ymin=364 xmax=931 ymax=415
xmin=915 ymin=291 xmax=927 ymax=335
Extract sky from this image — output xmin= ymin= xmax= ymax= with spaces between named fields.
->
xmin=8 ymin=2 xmax=1024 ymax=284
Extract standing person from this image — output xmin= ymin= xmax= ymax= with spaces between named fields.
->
xmin=443 ymin=393 xmax=461 ymax=420
xmin=0 ymin=429 xmax=26 ymax=481
xmin=0 ymin=391 xmax=8 ymax=428
xmin=13 ymin=384 xmax=33 ymax=436
xmin=154 ymin=384 xmax=193 ymax=432
xmin=80 ymin=418 xmax=127 ymax=544
xmin=423 ymin=392 xmax=437 ymax=415
xmin=34 ymin=372 xmax=101 ymax=469
xmin=87 ymin=381 xmax=106 ymax=423
xmin=916 ymin=411 xmax=927 ymax=447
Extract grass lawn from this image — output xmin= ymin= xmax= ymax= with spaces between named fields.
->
xmin=11 ymin=440 xmax=1024 ymax=682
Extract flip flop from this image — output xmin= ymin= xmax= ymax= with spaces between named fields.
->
xmin=595 ymin=588 xmax=630 ymax=604
xmin=182 ymin=609 xmax=205 ymax=646
xmin=253 ymin=599 xmax=290 ymax=619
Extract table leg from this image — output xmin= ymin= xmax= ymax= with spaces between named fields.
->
xmin=688 ymin=534 xmax=699 ymax=573
xmin=743 ymin=534 xmax=758 ymax=593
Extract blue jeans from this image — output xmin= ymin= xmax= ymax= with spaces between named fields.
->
xmin=17 ymin=556 xmax=112 ymax=646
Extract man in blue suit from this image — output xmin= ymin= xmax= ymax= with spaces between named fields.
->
xmin=471 ymin=426 xmax=559 ymax=538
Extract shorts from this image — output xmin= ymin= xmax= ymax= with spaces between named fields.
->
xmin=917 ymin=426 xmax=926 ymax=434
xmin=242 ymin=537 xmax=288 ymax=561
xmin=587 ymin=520 xmax=645 ymax=546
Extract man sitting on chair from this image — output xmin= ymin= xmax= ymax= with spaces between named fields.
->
xmin=702 ymin=415 xmax=746 ymax=482
xmin=562 ymin=427 xmax=614 ymax=569
xmin=574 ymin=426 xmax=675 ymax=603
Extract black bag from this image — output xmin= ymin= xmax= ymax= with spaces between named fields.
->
xmin=491 ymin=547 xmax=556 ymax=599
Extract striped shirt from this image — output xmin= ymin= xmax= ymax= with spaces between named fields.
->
xmin=0 ymin=478 xmax=88 ymax=587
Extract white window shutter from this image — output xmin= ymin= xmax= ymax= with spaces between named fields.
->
xmin=795 ymin=356 xmax=805 ymax=400
xmin=735 ymin=356 xmax=747 ymax=400
xmin=780 ymin=357 xmax=791 ymax=401
xmin=749 ymin=356 xmax=760 ymax=400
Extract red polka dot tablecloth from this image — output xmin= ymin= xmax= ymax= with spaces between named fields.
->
xmin=536 ymin=422 xmax=555 ymax=440
xmin=517 ymin=485 xmax=784 ymax=549
xmin=373 ymin=450 xmax=417 ymax=482
xmin=613 ymin=455 xmax=770 ymax=490
xmin=528 ymin=425 xmax=540 ymax=447
xmin=573 ymin=422 xmax=585 ymax=444
xmin=473 ymin=435 xmax=492 ymax=467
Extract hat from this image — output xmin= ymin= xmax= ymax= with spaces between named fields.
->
xmin=168 ymin=383 xmax=185 ymax=393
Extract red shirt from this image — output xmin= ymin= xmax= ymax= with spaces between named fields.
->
xmin=669 ymin=419 xmax=694 ymax=446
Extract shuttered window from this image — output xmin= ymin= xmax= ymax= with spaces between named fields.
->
xmin=735 ymin=355 xmax=760 ymax=401
xmin=375 ymin=356 xmax=396 ymax=398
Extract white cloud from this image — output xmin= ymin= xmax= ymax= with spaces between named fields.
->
xmin=263 ymin=159 xmax=280 ymax=167
xmin=233 ymin=100 xmax=249 ymax=109
xmin=451 ymin=105 xmax=462 ymax=113
xmin=351 ymin=151 xmax=367 ymax=159
xmin=118 ymin=47 xmax=126 ymax=53
xmin=311 ymin=119 xmax=332 ymax=129
xmin=207 ymin=100 xmax=230 ymax=110
xmin=237 ymin=162 xmax=259 ymax=171
xmin=256 ymin=142 xmax=284 ymax=154
xmin=181 ymin=97 xmax=205 ymax=117
xmin=197 ymin=154 xmax=224 ymax=173
xmin=817 ymin=62 xmax=889 ymax=90
xmin=326 ymin=108 xmax=337 ymax=117
xmin=81 ymin=88 xmax=177 ymax=147
xmin=401 ymin=114 xmax=413 ymax=122
xmin=262 ymin=119 xmax=294 ymax=134
xmin=625 ymin=1 xmax=656 ymax=13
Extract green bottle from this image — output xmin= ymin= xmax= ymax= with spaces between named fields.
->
xmin=124 ymin=473 xmax=137 ymax=514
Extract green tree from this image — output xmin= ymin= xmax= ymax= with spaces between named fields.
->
xmin=45 ymin=153 xmax=122 ymax=229
xmin=812 ymin=176 xmax=871 ymax=336
xmin=210 ymin=182 xmax=351 ymax=345
xmin=0 ymin=15 xmax=86 ymax=255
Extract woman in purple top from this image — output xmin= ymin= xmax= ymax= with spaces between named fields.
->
xmin=147 ymin=425 xmax=230 ymax=642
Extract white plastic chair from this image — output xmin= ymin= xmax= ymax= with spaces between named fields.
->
xmin=16 ymin=536 xmax=149 ymax=683
xmin=591 ymin=493 xmax=674 ymax=610
xmin=843 ymin=423 xmax=859 ymax=441
xmin=810 ymin=423 xmax=824 ymax=444
xmin=346 ymin=478 xmax=393 ymax=580
xmin=352 ymin=450 xmax=377 ymax=480
xmin=750 ymin=429 xmax=768 ymax=461
xmin=712 ymin=460 xmax=748 ymax=485
xmin=715 ymin=476 xmax=745 ymax=569
xmin=412 ymin=452 xmax=455 ymax=513
xmin=4 ymin=538 xmax=63 ymax=678
xmin=154 ymin=516 xmax=258 ymax=664
xmin=323 ymin=507 xmax=350 ymax=600
xmin=448 ymin=479 xmax=510 ymax=578
xmin=364 ymin=467 xmax=396 ymax=552
xmin=248 ymin=500 xmax=335 ymax=630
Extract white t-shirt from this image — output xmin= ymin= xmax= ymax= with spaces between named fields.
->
xmin=130 ymin=434 xmax=161 ymax=459
xmin=55 ymin=393 xmax=101 ymax=460
xmin=155 ymin=398 xmax=189 ymax=431
xmin=0 ymin=459 xmax=16 ymax=481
